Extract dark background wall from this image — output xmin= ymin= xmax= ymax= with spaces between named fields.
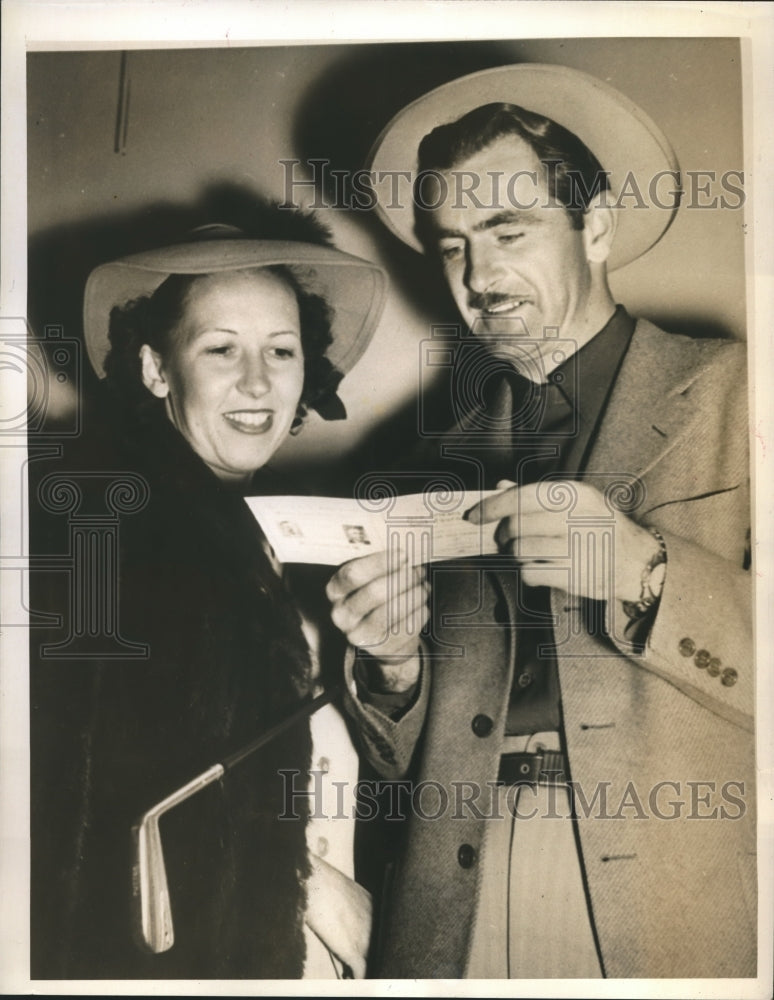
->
xmin=27 ymin=37 xmax=746 ymax=480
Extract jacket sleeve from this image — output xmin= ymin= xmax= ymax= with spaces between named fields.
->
xmin=342 ymin=645 xmax=431 ymax=780
xmin=606 ymin=527 xmax=753 ymax=731
xmin=602 ymin=339 xmax=753 ymax=731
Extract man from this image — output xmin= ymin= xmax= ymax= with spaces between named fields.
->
xmin=326 ymin=64 xmax=755 ymax=978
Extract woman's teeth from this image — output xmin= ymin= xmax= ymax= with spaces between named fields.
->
xmin=223 ymin=410 xmax=273 ymax=431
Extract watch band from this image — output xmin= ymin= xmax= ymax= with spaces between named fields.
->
xmin=622 ymin=527 xmax=667 ymax=619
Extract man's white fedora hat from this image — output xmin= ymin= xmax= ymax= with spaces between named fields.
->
xmin=367 ymin=63 xmax=681 ymax=270
xmin=84 ymin=235 xmax=387 ymax=379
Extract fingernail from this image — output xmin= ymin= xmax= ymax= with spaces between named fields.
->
xmin=462 ymin=507 xmax=472 ymax=521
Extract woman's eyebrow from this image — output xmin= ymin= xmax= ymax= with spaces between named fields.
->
xmin=194 ymin=327 xmax=300 ymax=338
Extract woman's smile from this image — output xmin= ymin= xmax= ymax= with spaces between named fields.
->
xmin=223 ymin=409 xmax=275 ymax=433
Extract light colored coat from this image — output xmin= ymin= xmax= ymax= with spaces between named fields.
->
xmin=346 ymin=319 xmax=755 ymax=978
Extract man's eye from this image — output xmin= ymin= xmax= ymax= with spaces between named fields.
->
xmin=497 ymin=231 xmax=524 ymax=245
xmin=269 ymin=347 xmax=297 ymax=360
xmin=205 ymin=345 xmax=233 ymax=356
xmin=439 ymin=244 xmax=463 ymax=261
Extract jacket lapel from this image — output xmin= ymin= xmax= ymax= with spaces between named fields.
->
xmin=585 ymin=319 xmax=711 ymax=507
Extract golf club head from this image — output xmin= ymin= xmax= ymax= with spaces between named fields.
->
xmin=132 ymin=813 xmax=174 ymax=953
xmin=130 ymin=763 xmax=224 ymax=955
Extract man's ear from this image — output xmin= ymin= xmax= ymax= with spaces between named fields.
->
xmin=582 ymin=202 xmax=617 ymax=264
xmin=139 ymin=344 xmax=170 ymax=399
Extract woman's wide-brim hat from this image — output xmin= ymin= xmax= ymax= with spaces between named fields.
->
xmin=84 ymin=235 xmax=387 ymax=379
xmin=367 ymin=63 xmax=681 ymax=270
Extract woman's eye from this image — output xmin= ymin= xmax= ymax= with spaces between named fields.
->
xmin=269 ymin=346 xmax=297 ymax=360
xmin=205 ymin=344 xmax=234 ymax=356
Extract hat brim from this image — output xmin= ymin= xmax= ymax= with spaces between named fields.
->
xmin=84 ymin=239 xmax=387 ymax=378
xmin=367 ymin=63 xmax=681 ymax=270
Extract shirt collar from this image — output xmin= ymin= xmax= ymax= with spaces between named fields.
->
xmin=549 ymin=304 xmax=636 ymax=423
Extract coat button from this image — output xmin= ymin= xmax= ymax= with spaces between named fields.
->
xmin=316 ymin=836 xmax=329 ymax=858
xmin=707 ymin=658 xmax=722 ymax=677
xmin=679 ymin=637 xmax=696 ymax=657
xmin=517 ymin=671 xmax=533 ymax=688
xmin=694 ymin=649 xmax=711 ymax=669
xmin=471 ymin=714 xmax=493 ymax=737
xmin=458 ymin=843 xmax=477 ymax=869
xmin=317 ymin=756 xmax=330 ymax=774
xmin=721 ymin=667 xmax=738 ymax=686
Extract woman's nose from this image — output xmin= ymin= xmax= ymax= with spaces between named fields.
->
xmin=237 ymin=354 xmax=270 ymax=396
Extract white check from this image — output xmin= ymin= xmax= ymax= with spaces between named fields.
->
xmin=245 ymin=490 xmax=500 ymax=566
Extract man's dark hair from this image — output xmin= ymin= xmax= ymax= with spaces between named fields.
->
xmin=414 ymin=102 xmax=610 ymax=247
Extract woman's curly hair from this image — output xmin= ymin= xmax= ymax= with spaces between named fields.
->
xmin=103 ymin=263 xmax=342 ymax=423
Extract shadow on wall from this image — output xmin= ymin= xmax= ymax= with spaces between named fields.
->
xmin=293 ymin=40 xmax=527 ymax=201
xmin=293 ymin=40 xmax=524 ymax=319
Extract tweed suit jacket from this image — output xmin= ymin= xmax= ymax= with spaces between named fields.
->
xmin=345 ymin=319 xmax=755 ymax=978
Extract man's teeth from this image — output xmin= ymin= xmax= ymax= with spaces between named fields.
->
xmin=484 ymin=299 xmax=526 ymax=314
xmin=224 ymin=410 xmax=271 ymax=427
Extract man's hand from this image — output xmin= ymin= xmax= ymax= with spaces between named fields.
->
xmin=466 ymin=479 xmax=661 ymax=604
xmin=305 ymin=853 xmax=372 ymax=978
xmin=326 ymin=549 xmax=429 ymax=692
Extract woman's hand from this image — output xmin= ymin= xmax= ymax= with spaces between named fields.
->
xmin=305 ymin=853 xmax=372 ymax=978
xmin=326 ymin=550 xmax=429 ymax=692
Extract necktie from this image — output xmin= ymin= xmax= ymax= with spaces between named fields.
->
xmin=511 ymin=375 xmax=574 ymax=485
xmin=499 ymin=373 xmax=569 ymax=734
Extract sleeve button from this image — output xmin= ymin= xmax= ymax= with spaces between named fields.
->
xmin=694 ymin=649 xmax=711 ymax=669
xmin=707 ymin=658 xmax=722 ymax=677
xmin=457 ymin=843 xmax=477 ymax=868
xmin=721 ymin=667 xmax=738 ymax=687
xmin=679 ymin=637 xmax=696 ymax=657
xmin=471 ymin=714 xmax=493 ymax=737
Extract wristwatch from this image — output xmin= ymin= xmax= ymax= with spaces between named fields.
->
xmin=622 ymin=528 xmax=667 ymax=619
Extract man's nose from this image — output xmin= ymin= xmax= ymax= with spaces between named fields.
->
xmin=237 ymin=353 xmax=270 ymax=396
xmin=465 ymin=242 xmax=503 ymax=294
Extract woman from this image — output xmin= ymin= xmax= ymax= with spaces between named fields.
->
xmin=29 ymin=210 xmax=386 ymax=979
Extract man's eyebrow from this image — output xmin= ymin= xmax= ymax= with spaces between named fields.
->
xmin=472 ymin=210 xmax=541 ymax=233
xmin=433 ymin=209 xmax=541 ymax=240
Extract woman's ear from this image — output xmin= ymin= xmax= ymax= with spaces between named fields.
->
xmin=139 ymin=344 xmax=170 ymax=399
xmin=582 ymin=203 xmax=617 ymax=264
